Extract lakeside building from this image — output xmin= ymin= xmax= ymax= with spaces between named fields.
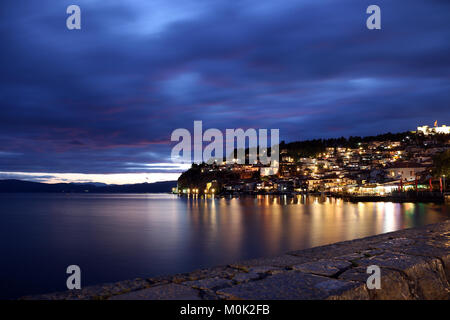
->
xmin=177 ymin=126 xmax=449 ymax=197
xmin=385 ymin=162 xmax=429 ymax=182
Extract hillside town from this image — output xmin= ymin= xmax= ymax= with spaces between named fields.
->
xmin=176 ymin=123 xmax=450 ymax=200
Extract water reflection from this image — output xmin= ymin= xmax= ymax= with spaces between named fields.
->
xmin=180 ymin=195 xmax=448 ymax=257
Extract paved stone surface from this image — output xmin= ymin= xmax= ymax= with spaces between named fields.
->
xmin=292 ymin=260 xmax=352 ymax=277
xmin=391 ymin=244 xmax=449 ymax=260
xmin=361 ymin=249 xmax=384 ymax=257
xmin=233 ymin=272 xmax=261 ymax=283
xmin=217 ymin=271 xmax=359 ymax=300
xmin=182 ymin=277 xmax=233 ymax=291
xmin=182 ymin=266 xmax=238 ymax=281
xmin=288 ymin=244 xmax=362 ymax=260
xmin=247 ymin=266 xmax=283 ymax=274
xmin=230 ymin=254 xmax=311 ymax=269
xmin=371 ymin=238 xmax=415 ymax=249
xmin=25 ymin=220 xmax=450 ymax=300
xmin=23 ymin=278 xmax=154 ymax=300
xmin=335 ymin=253 xmax=365 ymax=261
xmin=109 ymin=283 xmax=201 ymax=300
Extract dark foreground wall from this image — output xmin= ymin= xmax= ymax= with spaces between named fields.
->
xmin=25 ymin=221 xmax=450 ymax=300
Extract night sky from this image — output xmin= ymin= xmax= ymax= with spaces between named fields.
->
xmin=0 ymin=0 xmax=449 ymax=184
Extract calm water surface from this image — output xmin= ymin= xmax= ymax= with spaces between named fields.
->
xmin=0 ymin=193 xmax=448 ymax=299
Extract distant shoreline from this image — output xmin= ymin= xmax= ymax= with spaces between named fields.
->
xmin=0 ymin=179 xmax=177 ymax=194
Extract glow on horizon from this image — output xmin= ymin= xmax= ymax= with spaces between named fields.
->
xmin=0 ymin=171 xmax=182 ymax=185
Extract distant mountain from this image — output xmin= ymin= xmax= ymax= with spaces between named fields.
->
xmin=0 ymin=179 xmax=177 ymax=193
xmin=70 ymin=182 xmax=108 ymax=187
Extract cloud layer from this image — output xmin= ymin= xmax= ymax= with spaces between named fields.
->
xmin=0 ymin=0 xmax=449 ymax=182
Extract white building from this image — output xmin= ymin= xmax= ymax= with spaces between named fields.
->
xmin=385 ymin=162 xmax=428 ymax=182
xmin=417 ymin=124 xmax=450 ymax=135
xmin=260 ymin=166 xmax=279 ymax=177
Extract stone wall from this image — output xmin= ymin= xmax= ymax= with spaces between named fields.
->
xmin=24 ymin=220 xmax=450 ymax=300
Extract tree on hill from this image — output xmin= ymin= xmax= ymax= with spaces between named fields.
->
xmin=432 ymin=150 xmax=450 ymax=178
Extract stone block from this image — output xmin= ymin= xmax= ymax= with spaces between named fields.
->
xmin=109 ymin=283 xmax=201 ymax=300
xmin=292 ymin=260 xmax=352 ymax=277
xmin=182 ymin=277 xmax=233 ymax=291
xmin=217 ymin=271 xmax=359 ymax=300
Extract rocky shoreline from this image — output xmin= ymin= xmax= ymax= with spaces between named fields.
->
xmin=24 ymin=220 xmax=450 ymax=300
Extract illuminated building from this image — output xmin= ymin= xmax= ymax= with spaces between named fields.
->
xmin=417 ymin=122 xmax=450 ymax=135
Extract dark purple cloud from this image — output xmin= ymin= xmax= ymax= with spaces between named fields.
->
xmin=0 ymin=0 xmax=449 ymax=178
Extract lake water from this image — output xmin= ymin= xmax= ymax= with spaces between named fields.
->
xmin=0 ymin=193 xmax=448 ymax=299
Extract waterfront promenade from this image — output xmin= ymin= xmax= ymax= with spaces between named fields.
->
xmin=25 ymin=220 xmax=450 ymax=300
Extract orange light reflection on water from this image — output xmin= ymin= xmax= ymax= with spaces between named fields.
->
xmin=181 ymin=195 xmax=448 ymax=258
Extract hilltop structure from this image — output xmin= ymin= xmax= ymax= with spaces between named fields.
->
xmin=417 ymin=121 xmax=450 ymax=135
